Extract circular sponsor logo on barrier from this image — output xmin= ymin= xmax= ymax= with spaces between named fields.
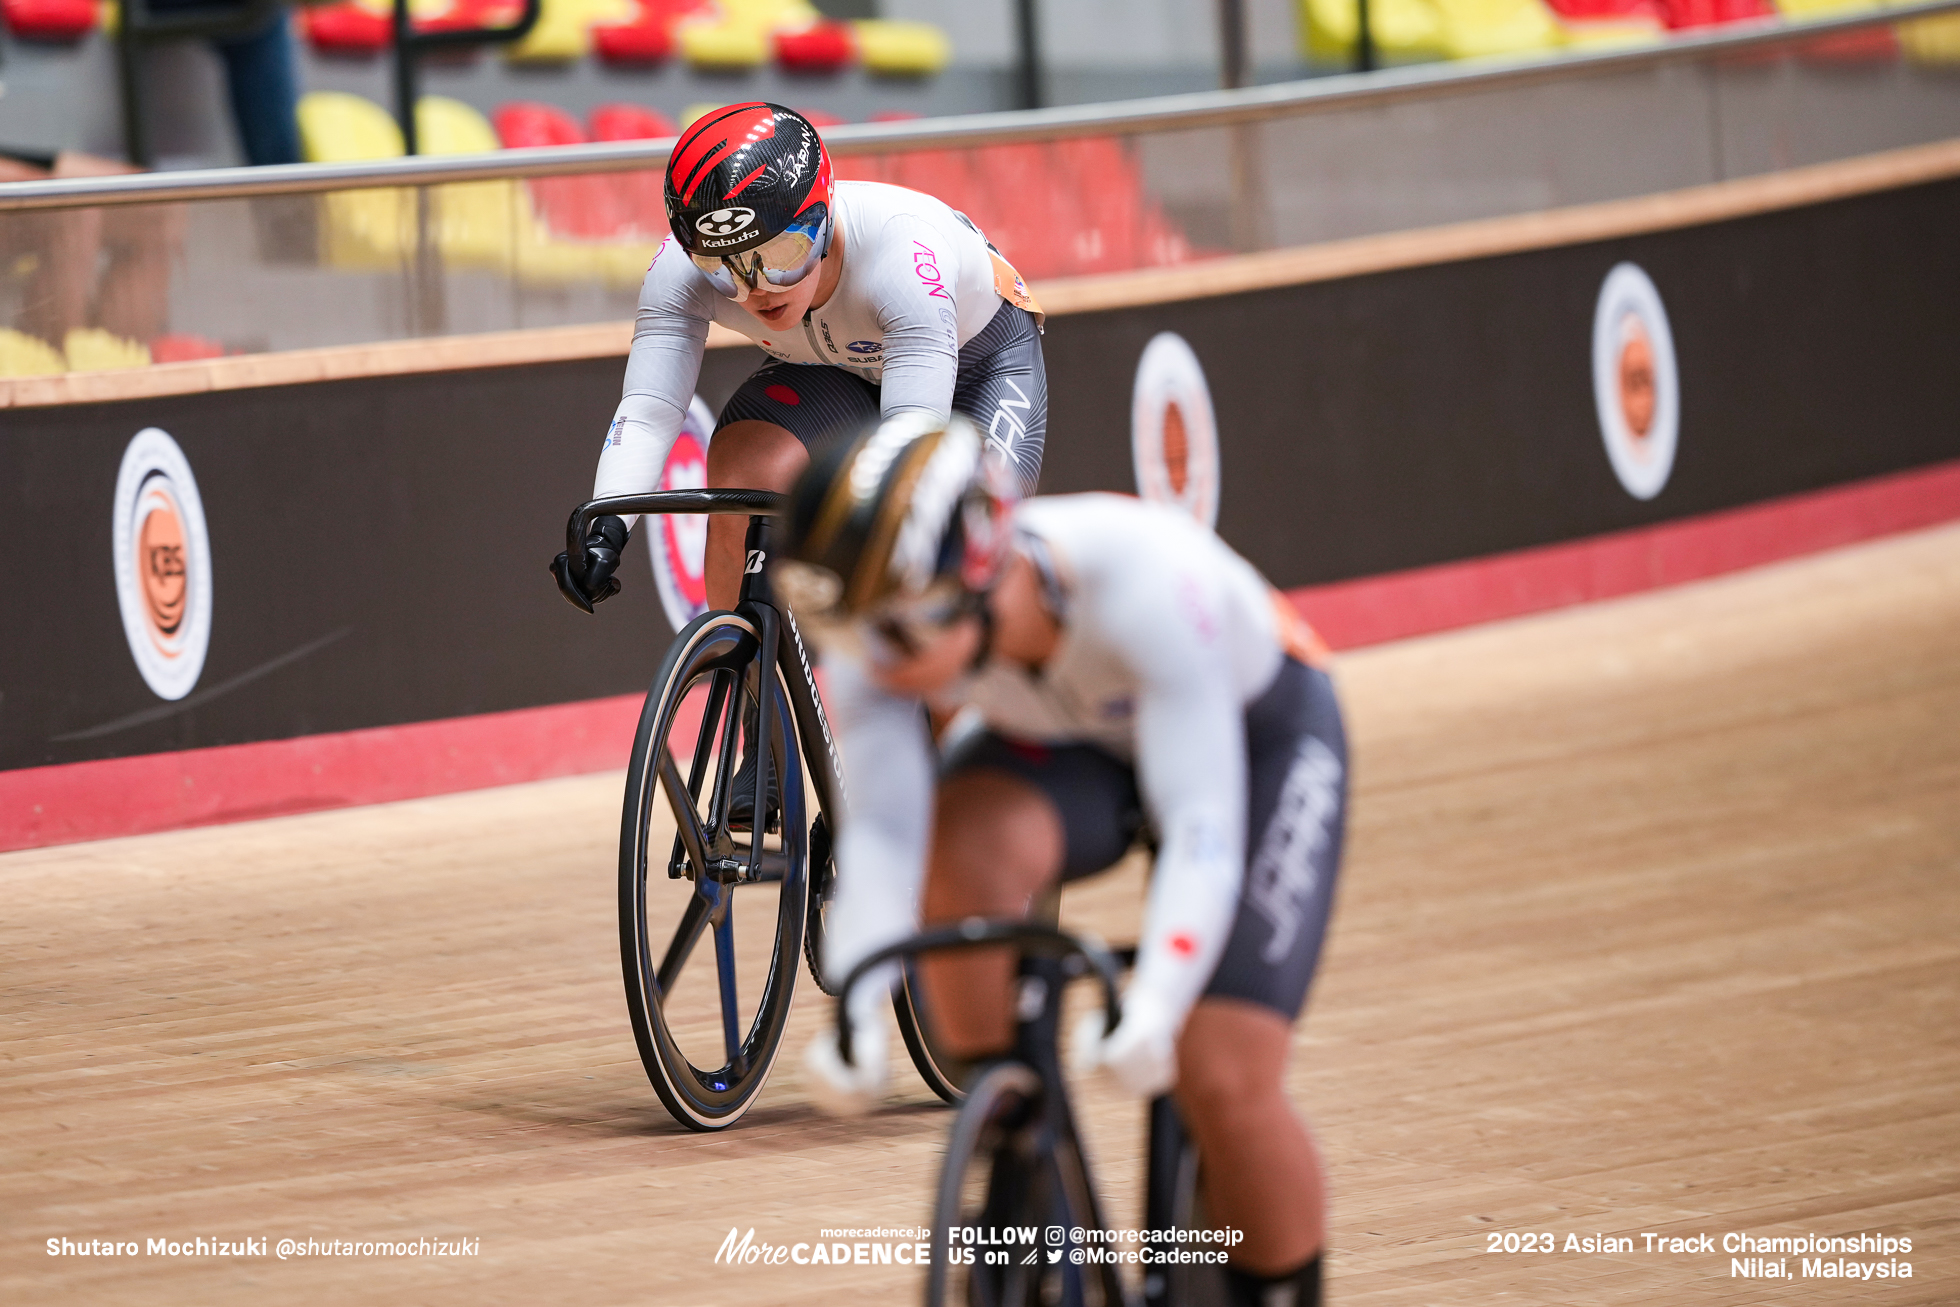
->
xmin=112 ymin=427 xmax=212 ymax=700
xmin=647 ymin=397 xmax=718 ymax=633
xmin=1592 ymin=262 xmax=1680 ymax=501
xmin=1131 ymin=332 xmax=1220 ymax=529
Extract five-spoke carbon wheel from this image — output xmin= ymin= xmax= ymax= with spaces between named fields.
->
xmin=620 ymin=609 xmax=808 ymax=1131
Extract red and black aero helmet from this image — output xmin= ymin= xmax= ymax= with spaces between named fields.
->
xmin=664 ymin=103 xmax=834 ymax=301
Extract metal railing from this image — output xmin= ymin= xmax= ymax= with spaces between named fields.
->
xmin=4 ymin=0 xmax=1958 ymax=212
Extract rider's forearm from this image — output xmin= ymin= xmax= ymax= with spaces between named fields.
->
xmin=1130 ymin=790 xmax=1245 ymax=1033
xmin=823 ymin=658 xmax=936 ymax=1014
xmin=1128 ymin=681 xmax=1249 ymax=1034
xmin=593 ymin=391 xmax=692 ymax=530
xmin=596 ymin=262 xmax=715 ymax=527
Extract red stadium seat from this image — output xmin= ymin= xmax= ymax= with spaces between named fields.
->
xmin=304 ymin=3 xmax=392 ymax=53
xmin=587 ymin=104 xmax=676 ymax=237
xmin=884 ymin=147 xmax=975 ymax=214
xmin=1655 ymin=0 xmax=1773 ymax=27
xmin=150 ymin=334 xmax=227 ymax=364
xmin=1 ymin=0 xmax=100 ymax=40
xmin=1051 ymin=137 xmax=1145 ymax=276
xmin=594 ymin=0 xmax=706 ymax=63
xmin=588 ymin=103 xmax=679 ymax=139
xmin=304 ymin=0 xmax=517 ymax=55
xmin=493 ymin=100 xmax=588 ymax=147
xmin=1543 ymin=0 xmax=1665 ymax=42
xmin=965 ymin=143 xmax=1058 ymax=278
xmin=493 ymin=102 xmax=630 ymax=239
xmin=592 ymin=19 xmax=675 ymax=61
xmin=773 ymin=18 xmax=854 ymax=71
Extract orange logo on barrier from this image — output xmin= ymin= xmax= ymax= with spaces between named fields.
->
xmin=1591 ymin=263 xmax=1679 ymax=501
xmin=1131 ymin=332 xmax=1220 ymax=529
xmin=137 ymin=485 xmax=189 ymax=645
xmin=1161 ymin=400 xmax=1190 ymax=497
xmin=112 ymin=427 xmax=212 ymax=700
xmin=1617 ymin=315 xmax=1657 ymax=449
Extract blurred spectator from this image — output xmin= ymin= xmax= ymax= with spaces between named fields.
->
xmin=0 ymin=150 xmax=184 ymax=370
xmin=143 ymin=0 xmax=304 ymax=166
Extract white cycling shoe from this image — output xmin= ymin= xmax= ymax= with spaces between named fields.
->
xmin=802 ymin=1022 xmax=890 ymax=1117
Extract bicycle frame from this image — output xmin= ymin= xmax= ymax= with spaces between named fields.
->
xmin=566 ymin=490 xmax=847 ymax=891
xmin=839 ymin=921 xmax=1132 ymax=1301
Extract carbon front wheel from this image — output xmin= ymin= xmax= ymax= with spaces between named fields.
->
xmin=895 ymin=961 xmax=969 ymax=1104
xmin=620 ymin=609 xmax=808 ymax=1131
xmin=926 ymin=1063 xmax=1126 ymax=1307
xmin=1156 ymin=1102 xmax=1230 ymax=1307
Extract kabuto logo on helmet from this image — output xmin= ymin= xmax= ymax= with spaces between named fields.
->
xmin=696 ymin=208 xmax=756 ymax=238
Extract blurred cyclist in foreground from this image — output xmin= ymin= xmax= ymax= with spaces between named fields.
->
xmin=779 ymin=415 xmax=1347 ymax=1307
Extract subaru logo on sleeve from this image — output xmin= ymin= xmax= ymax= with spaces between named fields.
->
xmin=696 ymin=208 xmax=756 ymax=238
xmin=845 ymin=341 xmax=882 ymax=355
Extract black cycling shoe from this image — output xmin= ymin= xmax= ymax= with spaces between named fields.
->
xmin=724 ymin=704 xmax=781 ymax=833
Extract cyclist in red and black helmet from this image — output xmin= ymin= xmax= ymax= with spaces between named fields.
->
xmin=555 ymin=102 xmax=1048 ymax=623
xmin=664 ymin=102 xmax=836 ymax=308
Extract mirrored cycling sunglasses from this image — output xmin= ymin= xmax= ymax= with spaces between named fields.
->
xmin=690 ymin=209 xmax=829 ymax=302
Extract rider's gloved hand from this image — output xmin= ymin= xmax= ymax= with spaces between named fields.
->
xmin=552 ymin=514 xmax=630 ymax=613
xmin=803 ymin=1015 xmax=889 ymax=1117
xmin=1072 ymin=990 xmax=1179 ymax=1099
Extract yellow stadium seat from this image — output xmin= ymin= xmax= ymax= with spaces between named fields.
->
xmin=1559 ymin=20 xmax=1662 ymax=45
xmin=0 ymin=328 xmax=68 ymax=377
xmin=505 ymin=0 xmax=636 ymax=63
xmin=415 ymin=95 xmax=501 ymax=153
xmin=298 ymin=90 xmax=410 ymax=269
xmin=64 ymin=327 xmax=151 ymax=372
xmin=852 ymin=18 xmax=950 ymax=74
xmin=298 ymin=88 xmax=405 ymax=161
xmin=1896 ymin=9 xmax=1960 ymax=62
xmin=718 ymin=0 xmax=817 ymax=23
xmin=299 ymin=90 xmax=657 ymax=289
xmin=1774 ymin=0 xmax=1901 ymax=58
xmin=1773 ymin=0 xmax=1880 ymax=15
xmin=413 ymin=96 xmax=527 ymax=271
xmin=1550 ymin=0 xmax=1664 ymax=47
xmin=1434 ymin=0 xmax=1563 ymax=57
xmin=677 ymin=1 xmax=771 ymax=67
xmin=1299 ymin=0 xmax=1447 ymax=62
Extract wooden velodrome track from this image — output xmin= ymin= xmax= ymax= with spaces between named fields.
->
xmin=4 ymin=523 xmax=1956 ymax=1306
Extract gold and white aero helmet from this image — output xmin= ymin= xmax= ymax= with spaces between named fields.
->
xmin=777 ymin=413 xmax=1016 ymax=660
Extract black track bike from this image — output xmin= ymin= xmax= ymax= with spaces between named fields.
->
xmin=835 ymin=919 xmax=1232 ymax=1306
xmin=563 ymin=490 xmax=964 ymax=1130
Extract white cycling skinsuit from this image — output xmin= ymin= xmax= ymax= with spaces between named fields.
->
xmin=593 ymin=179 xmax=1042 ymax=514
xmin=820 ymin=494 xmax=1347 ymax=1098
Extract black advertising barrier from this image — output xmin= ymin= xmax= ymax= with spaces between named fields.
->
xmin=0 ymin=348 xmax=763 ymax=773
xmin=1040 ymin=173 xmax=1960 ymax=588
xmin=2 ymin=173 xmax=1957 ymax=775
